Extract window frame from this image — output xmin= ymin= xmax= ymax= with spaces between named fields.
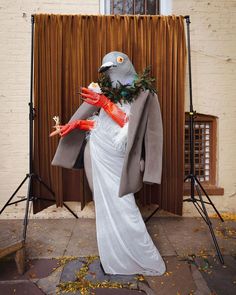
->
xmin=184 ymin=112 xmax=224 ymax=196
xmin=100 ymin=0 xmax=161 ymax=15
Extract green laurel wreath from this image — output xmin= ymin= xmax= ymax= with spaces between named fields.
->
xmin=97 ymin=67 xmax=157 ymax=104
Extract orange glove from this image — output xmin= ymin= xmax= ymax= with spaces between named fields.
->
xmin=80 ymin=87 xmax=128 ymax=127
xmin=50 ymin=120 xmax=95 ymax=137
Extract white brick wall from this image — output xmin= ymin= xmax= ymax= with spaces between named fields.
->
xmin=0 ymin=0 xmax=99 ymax=218
xmin=171 ymin=0 xmax=236 ymax=216
xmin=0 ymin=0 xmax=235 ymax=218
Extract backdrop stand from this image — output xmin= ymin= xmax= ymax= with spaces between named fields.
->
xmin=0 ymin=15 xmax=78 ymax=241
xmin=183 ymin=15 xmax=224 ymax=264
xmin=144 ymin=205 xmax=159 ymax=223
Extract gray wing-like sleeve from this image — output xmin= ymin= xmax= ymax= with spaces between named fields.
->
xmin=51 ymin=102 xmax=99 ymax=169
xmin=143 ymin=94 xmax=163 ymax=184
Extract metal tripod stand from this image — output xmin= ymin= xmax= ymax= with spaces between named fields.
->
xmin=0 ymin=15 xmax=78 ymax=241
xmin=183 ymin=15 xmax=224 ymax=264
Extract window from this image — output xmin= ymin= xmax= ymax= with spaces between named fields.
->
xmin=184 ymin=113 xmax=224 ymax=195
xmin=101 ymin=0 xmax=160 ymax=15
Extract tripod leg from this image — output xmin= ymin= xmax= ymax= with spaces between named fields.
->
xmin=194 ymin=180 xmax=224 ymax=264
xmin=184 ymin=174 xmax=191 ymax=182
xmin=34 ymin=174 xmax=79 ymax=218
xmin=0 ymin=175 xmax=29 ymax=215
xmin=144 ymin=206 xmax=159 ymax=223
xmin=34 ymin=174 xmax=55 ymax=195
xmin=63 ymin=202 xmax=78 ymax=219
xmin=195 ymin=177 xmax=224 ymax=222
xmin=192 ymin=201 xmax=208 ymax=223
xmin=23 ymin=175 xmax=33 ymax=241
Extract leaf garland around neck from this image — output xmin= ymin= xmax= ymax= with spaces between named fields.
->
xmin=97 ymin=67 xmax=157 ymax=104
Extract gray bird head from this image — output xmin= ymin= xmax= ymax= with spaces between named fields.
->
xmin=99 ymin=51 xmax=137 ymax=88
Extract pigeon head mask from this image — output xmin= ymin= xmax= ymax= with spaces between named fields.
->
xmin=99 ymin=51 xmax=137 ymax=88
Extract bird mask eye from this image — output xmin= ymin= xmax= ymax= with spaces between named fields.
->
xmin=117 ymin=56 xmax=124 ymax=64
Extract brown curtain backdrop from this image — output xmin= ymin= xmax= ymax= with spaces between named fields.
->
xmin=33 ymin=14 xmax=186 ymax=215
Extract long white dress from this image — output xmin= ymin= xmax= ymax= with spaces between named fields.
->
xmin=88 ymin=102 xmax=166 ymax=276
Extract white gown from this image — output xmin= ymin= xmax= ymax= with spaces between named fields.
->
xmin=88 ymin=102 xmax=166 ymax=276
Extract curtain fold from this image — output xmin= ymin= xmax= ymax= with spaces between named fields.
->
xmin=33 ymin=14 xmax=186 ymax=215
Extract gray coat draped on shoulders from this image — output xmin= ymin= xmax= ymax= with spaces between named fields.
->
xmin=52 ymin=90 xmax=163 ymax=197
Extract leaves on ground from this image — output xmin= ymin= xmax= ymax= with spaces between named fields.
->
xmin=210 ymin=212 xmax=236 ymax=221
xmin=56 ymin=255 xmax=140 ymax=294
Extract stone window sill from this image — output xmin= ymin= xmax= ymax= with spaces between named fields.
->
xmin=184 ymin=183 xmax=224 ymax=196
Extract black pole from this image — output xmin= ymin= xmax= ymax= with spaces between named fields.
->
xmin=185 ymin=16 xmax=193 ymax=111
xmin=22 ymin=15 xmax=35 ymax=240
xmin=0 ymin=15 xmax=78 ymax=239
xmin=184 ymin=15 xmax=195 ymax=201
xmin=29 ymin=15 xmax=35 ymax=175
xmin=183 ymin=15 xmax=224 ymax=264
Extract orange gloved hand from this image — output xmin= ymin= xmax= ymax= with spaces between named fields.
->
xmin=80 ymin=87 xmax=128 ymax=127
xmin=50 ymin=120 xmax=95 ymax=137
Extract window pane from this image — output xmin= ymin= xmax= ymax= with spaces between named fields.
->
xmin=113 ymin=0 xmax=124 ymax=14
xmin=135 ymin=0 xmax=145 ymax=14
xmin=123 ymin=0 xmax=134 ymax=14
xmin=185 ymin=120 xmax=213 ymax=183
xmin=111 ymin=0 xmax=159 ymax=15
xmin=147 ymin=0 xmax=158 ymax=14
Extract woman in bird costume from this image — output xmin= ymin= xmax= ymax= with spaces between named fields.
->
xmin=51 ymin=52 xmax=166 ymax=276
